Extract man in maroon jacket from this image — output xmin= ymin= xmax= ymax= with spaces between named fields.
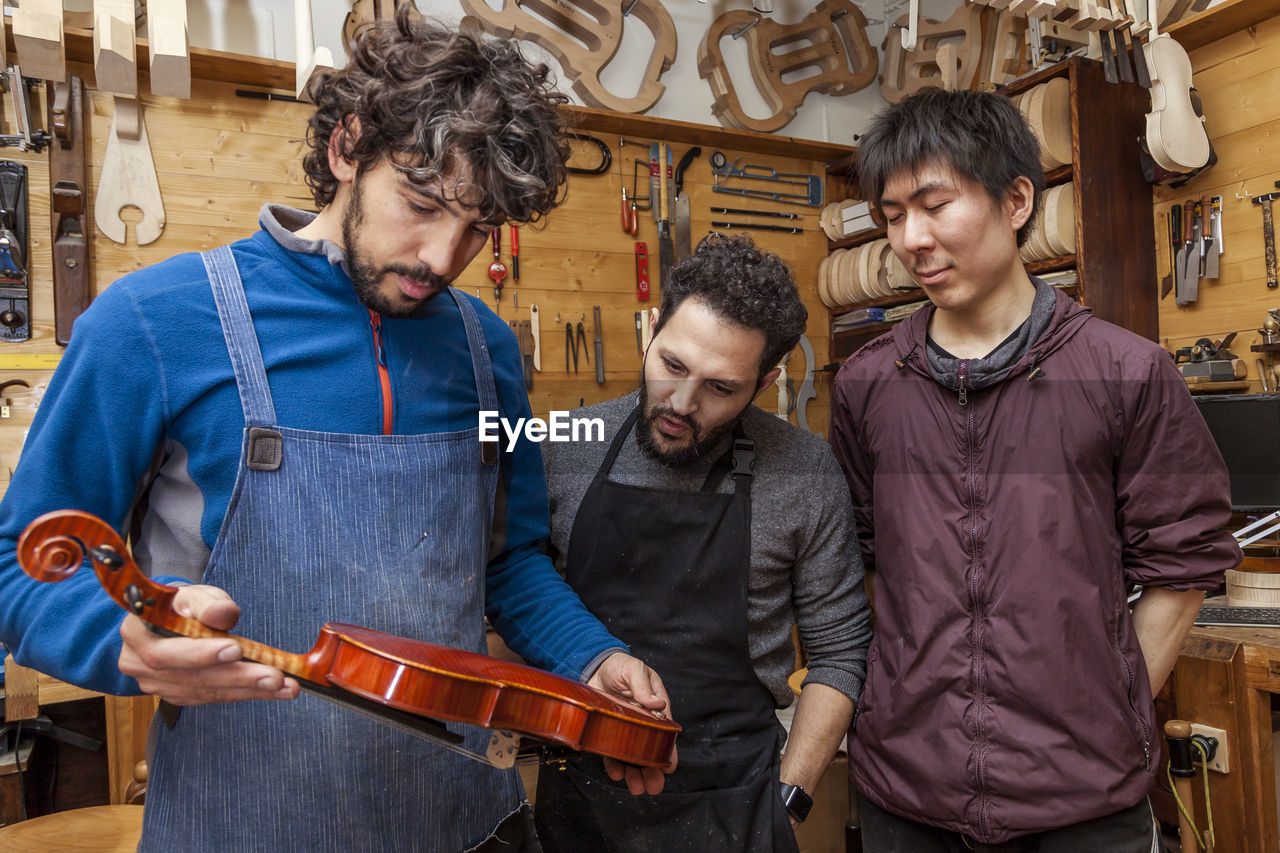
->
xmin=829 ymin=88 xmax=1241 ymax=850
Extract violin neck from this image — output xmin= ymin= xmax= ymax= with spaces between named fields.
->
xmin=149 ymin=620 xmax=318 ymax=680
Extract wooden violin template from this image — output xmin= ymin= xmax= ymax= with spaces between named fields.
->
xmin=17 ymin=509 xmax=680 ymax=769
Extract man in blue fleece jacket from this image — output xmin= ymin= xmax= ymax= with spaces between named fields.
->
xmin=0 ymin=10 xmax=669 ymax=851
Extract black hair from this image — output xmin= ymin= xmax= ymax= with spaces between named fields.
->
xmin=654 ymin=234 xmax=807 ymax=381
xmin=856 ymin=88 xmax=1044 ymax=246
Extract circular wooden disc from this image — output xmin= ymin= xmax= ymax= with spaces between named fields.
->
xmin=1058 ymin=182 xmax=1076 ymax=253
xmin=1040 ymin=77 xmax=1072 ymax=168
xmin=829 ymin=249 xmax=849 ymax=306
xmin=861 ymin=239 xmax=881 ymax=299
xmin=834 ymin=245 xmax=855 ymax=306
xmin=1043 ymin=185 xmax=1066 ymax=257
xmin=847 ymin=242 xmax=871 ymax=304
xmin=875 ymin=240 xmax=894 ymax=297
xmin=818 ymin=253 xmax=835 ymax=307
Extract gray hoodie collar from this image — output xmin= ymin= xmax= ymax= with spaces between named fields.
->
xmin=258 ymin=203 xmax=352 ymax=275
xmin=925 ymin=276 xmax=1058 ymax=392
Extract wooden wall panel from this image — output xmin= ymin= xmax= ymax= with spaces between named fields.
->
xmin=1155 ymin=15 xmax=1280 ymax=384
xmin=1 ymin=62 xmax=846 ymax=503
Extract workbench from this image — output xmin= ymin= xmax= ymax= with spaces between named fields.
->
xmin=1170 ymin=626 xmax=1280 ymax=850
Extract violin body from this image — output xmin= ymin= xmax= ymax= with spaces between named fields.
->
xmin=17 ymin=509 xmax=680 ymax=767
xmin=1143 ymin=34 xmax=1210 ymax=173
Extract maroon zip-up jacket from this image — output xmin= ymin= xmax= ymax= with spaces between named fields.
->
xmin=829 ymin=289 xmax=1240 ymax=843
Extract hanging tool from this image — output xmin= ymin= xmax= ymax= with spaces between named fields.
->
xmin=48 ymin=75 xmax=92 ymax=347
xmin=0 ymin=379 xmax=29 ymax=418
xmin=795 ymin=335 xmax=817 ymax=434
xmin=711 ymin=220 xmax=803 ymax=235
xmin=1203 ymin=195 xmax=1222 ymax=280
xmin=1177 ymin=199 xmax=1202 ymax=305
xmin=635 ymin=242 xmax=650 ymax=301
xmin=673 ymin=145 xmax=700 ymax=264
xmin=565 ymin=132 xmax=611 ymax=175
xmin=0 ymin=161 xmax=30 ymax=343
xmin=567 ymin=317 xmax=588 ymax=374
xmin=593 ymin=305 xmax=604 ymax=384
xmin=709 ymin=150 xmax=823 ymax=207
xmin=3 ymin=67 xmax=51 ymax=153
xmin=1253 ymin=182 xmax=1280 ymax=290
xmin=634 ymin=312 xmax=644 ymax=355
xmin=648 ymin=143 xmax=661 ymax=240
xmin=509 ymin=224 xmax=520 ymax=285
xmin=710 ymin=206 xmax=798 ymax=220
xmin=96 ymin=97 xmax=165 ymax=245
xmin=511 ymin=319 xmax=534 ymax=389
xmin=619 ymin=138 xmax=651 ymax=235
xmin=1168 ymin=202 xmax=1182 ymax=300
xmin=656 ymin=143 xmax=674 ymax=290
xmin=530 ymin=303 xmax=541 ymax=371
xmin=488 ymin=228 xmax=508 ymax=312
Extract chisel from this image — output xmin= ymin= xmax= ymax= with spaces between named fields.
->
xmin=593 ymin=305 xmax=605 ymax=384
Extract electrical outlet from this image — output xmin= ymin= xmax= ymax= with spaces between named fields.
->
xmin=1189 ymin=723 xmax=1229 ymax=774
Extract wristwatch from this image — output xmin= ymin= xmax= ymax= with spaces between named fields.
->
xmin=779 ymin=782 xmax=813 ymax=823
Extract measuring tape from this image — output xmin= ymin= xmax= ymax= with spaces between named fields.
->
xmin=0 ymin=353 xmax=62 ymax=370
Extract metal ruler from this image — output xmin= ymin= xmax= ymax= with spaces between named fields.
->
xmin=0 ymin=352 xmax=61 ymax=370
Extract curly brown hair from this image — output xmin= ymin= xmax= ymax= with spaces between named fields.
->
xmin=302 ymin=7 xmax=570 ymax=223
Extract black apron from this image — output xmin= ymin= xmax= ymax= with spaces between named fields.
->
xmin=535 ymin=407 xmax=798 ymax=853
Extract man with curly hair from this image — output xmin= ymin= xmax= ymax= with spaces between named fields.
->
xmin=534 ymin=234 xmax=872 ymax=852
xmin=0 ymin=10 xmax=670 ymax=851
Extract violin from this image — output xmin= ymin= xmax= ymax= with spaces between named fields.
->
xmin=1141 ymin=6 xmax=1210 ymax=174
xmin=17 ymin=509 xmax=680 ymax=768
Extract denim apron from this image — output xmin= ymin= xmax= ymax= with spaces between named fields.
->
xmin=535 ymin=408 xmax=797 ymax=853
xmin=139 ymin=247 xmax=524 ymax=852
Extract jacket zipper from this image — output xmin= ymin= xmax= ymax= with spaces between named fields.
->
xmin=960 ymin=360 xmax=990 ymax=837
xmin=1116 ymin=627 xmax=1153 ymax=770
xmin=368 ymin=310 xmax=393 ymax=435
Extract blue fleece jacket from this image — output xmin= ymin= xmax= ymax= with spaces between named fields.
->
xmin=0 ymin=206 xmax=621 ymax=693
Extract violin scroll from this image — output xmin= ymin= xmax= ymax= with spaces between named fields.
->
xmin=18 ymin=509 xmax=218 ymax=641
xmin=16 ymin=509 xmax=121 ymax=583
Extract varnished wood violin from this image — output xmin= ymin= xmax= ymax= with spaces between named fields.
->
xmin=17 ymin=509 xmax=680 ymax=769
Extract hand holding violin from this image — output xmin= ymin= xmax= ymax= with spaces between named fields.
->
xmin=18 ymin=509 xmax=682 ymax=771
xmin=117 ymin=583 xmax=301 ymax=706
xmin=588 ymin=651 xmax=680 ymax=795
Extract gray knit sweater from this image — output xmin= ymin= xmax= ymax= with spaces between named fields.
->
xmin=543 ymin=391 xmax=871 ymax=708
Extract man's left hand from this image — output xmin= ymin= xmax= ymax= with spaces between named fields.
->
xmin=587 ymin=652 xmax=678 ymax=795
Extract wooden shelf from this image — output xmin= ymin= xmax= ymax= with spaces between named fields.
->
xmin=1166 ymin=0 xmax=1280 ymax=52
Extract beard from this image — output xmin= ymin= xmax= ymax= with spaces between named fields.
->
xmin=634 ymin=379 xmax=747 ymax=469
xmin=341 ymin=176 xmax=452 ymax=318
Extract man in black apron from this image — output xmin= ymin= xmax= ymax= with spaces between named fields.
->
xmin=535 ymin=235 xmax=873 ymax=851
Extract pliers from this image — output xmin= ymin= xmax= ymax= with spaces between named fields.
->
xmin=565 ymin=320 xmax=589 ymax=374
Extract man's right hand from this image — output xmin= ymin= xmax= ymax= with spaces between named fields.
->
xmin=117 ymin=584 xmax=300 ymax=705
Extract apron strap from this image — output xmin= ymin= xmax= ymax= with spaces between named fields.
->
xmin=202 ymin=246 xmax=277 ymax=428
xmin=450 ymin=288 xmax=501 ymax=466
xmin=700 ymin=422 xmax=754 ymax=496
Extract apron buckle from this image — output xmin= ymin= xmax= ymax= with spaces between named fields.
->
xmin=246 ymin=427 xmax=283 ymax=471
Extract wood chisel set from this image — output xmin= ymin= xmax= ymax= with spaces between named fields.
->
xmin=1166 ymin=194 xmax=1222 ymax=306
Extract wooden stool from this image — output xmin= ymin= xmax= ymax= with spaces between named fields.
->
xmin=0 ymin=804 xmax=143 ymax=850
